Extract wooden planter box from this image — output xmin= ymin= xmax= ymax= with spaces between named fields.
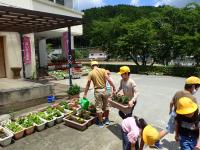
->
xmin=108 ymin=99 xmax=132 ymax=114
xmin=0 ymin=127 xmax=13 ymax=146
xmin=86 ymin=116 xmax=96 ymax=127
xmin=13 ymin=129 xmax=24 ymax=140
xmin=63 ymin=117 xmax=87 ymax=131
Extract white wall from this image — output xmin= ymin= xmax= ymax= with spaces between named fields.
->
xmin=33 ymin=0 xmax=83 ymax=18
xmin=0 ymin=0 xmax=33 ymax=9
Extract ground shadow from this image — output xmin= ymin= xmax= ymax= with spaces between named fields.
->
xmin=160 ymin=139 xmax=180 ymax=150
xmin=106 ymin=123 xmax=122 ymax=140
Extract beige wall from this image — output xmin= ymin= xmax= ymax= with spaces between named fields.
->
xmin=0 ymin=32 xmax=36 ymax=79
xmin=0 ymin=0 xmax=33 ymax=9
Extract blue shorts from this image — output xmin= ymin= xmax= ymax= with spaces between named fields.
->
xmin=180 ymin=135 xmax=197 ymax=150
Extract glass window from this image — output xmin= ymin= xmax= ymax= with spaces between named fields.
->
xmin=56 ymin=0 xmax=64 ymax=5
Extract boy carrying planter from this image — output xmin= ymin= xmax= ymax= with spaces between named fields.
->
xmin=116 ymin=66 xmax=139 ymax=119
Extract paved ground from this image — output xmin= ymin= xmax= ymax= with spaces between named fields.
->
xmin=1 ymin=73 xmax=200 ymax=150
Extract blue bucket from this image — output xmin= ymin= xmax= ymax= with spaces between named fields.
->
xmin=47 ymin=95 xmax=55 ymax=103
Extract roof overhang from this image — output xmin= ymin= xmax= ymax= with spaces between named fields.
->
xmin=0 ymin=5 xmax=82 ymax=34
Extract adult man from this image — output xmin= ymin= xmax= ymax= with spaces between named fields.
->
xmin=83 ymin=61 xmax=116 ymax=128
xmin=116 ymin=66 xmax=139 ymax=119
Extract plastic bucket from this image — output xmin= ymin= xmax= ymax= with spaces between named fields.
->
xmin=47 ymin=96 xmax=55 ymax=103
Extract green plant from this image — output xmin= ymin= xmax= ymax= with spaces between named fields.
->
xmin=56 ymin=105 xmax=65 ymax=113
xmin=67 ymin=84 xmax=81 ymax=96
xmin=112 ymin=94 xmax=129 ymax=105
xmin=59 ymin=101 xmax=69 ymax=109
xmin=27 ymin=114 xmax=43 ymax=125
xmin=16 ymin=117 xmax=34 ymax=128
xmin=6 ymin=122 xmax=23 ymax=133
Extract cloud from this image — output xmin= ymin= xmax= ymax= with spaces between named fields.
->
xmin=74 ymin=0 xmax=105 ymax=10
xmin=130 ymin=0 xmax=140 ymax=6
xmin=154 ymin=0 xmax=200 ymax=7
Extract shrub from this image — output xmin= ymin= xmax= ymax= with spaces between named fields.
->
xmin=67 ymin=84 xmax=81 ymax=96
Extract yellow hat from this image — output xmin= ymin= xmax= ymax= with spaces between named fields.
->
xmin=176 ymin=97 xmax=198 ymax=115
xmin=91 ymin=61 xmax=98 ymax=66
xmin=142 ymin=125 xmax=160 ymax=146
xmin=117 ymin=66 xmax=130 ymax=74
xmin=185 ymin=76 xmax=200 ymax=85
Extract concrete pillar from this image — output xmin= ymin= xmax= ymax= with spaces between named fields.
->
xmin=39 ymin=39 xmax=48 ymax=68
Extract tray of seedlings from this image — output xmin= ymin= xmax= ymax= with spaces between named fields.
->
xmin=0 ymin=126 xmax=13 ymax=146
xmin=15 ymin=116 xmax=35 ymax=136
xmin=36 ymin=111 xmax=56 ymax=128
xmin=108 ymin=94 xmax=132 ymax=114
xmin=5 ymin=121 xmax=25 ymax=140
xmin=63 ymin=113 xmax=88 ymax=131
xmin=26 ymin=113 xmax=46 ymax=132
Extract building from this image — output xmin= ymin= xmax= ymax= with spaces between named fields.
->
xmin=0 ymin=0 xmax=83 ymax=79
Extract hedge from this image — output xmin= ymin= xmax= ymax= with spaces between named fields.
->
xmin=94 ymin=64 xmax=200 ymax=77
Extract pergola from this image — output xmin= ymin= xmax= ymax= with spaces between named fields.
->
xmin=0 ymin=5 xmax=82 ymax=85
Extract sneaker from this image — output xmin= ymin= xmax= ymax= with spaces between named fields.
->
xmin=103 ymin=118 xmax=110 ymax=125
xmin=154 ymin=141 xmax=162 ymax=149
xmin=98 ymin=122 xmax=104 ymax=128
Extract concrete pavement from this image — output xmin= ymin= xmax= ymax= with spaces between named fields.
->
xmin=1 ymin=73 xmax=200 ymax=150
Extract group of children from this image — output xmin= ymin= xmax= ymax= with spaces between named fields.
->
xmin=83 ymin=61 xmax=200 ymax=150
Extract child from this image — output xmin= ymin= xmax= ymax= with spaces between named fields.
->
xmin=121 ymin=116 xmax=161 ymax=150
xmin=175 ymin=97 xmax=200 ymax=150
xmin=116 ymin=66 xmax=139 ymax=119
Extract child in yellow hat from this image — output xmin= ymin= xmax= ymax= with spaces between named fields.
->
xmin=121 ymin=116 xmax=161 ymax=150
xmin=175 ymin=97 xmax=200 ymax=150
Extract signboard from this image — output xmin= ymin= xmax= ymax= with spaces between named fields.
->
xmin=62 ymin=32 xmax=69 ymax=59
xmin=23 ymin=36 xmax=31 ymax=64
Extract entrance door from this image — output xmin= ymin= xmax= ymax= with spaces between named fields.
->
xmin=0 ymin=37 xmax=6 ymax=78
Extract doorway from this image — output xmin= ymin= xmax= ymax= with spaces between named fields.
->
xmin=0 ymin=37 xmax=6 ymax=78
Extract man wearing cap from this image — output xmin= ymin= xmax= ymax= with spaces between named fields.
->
xmin=175 ymin=97 xmax=200 ymax=150
xmin=83 ymin=61 xmax=116 ymax=128
xmin=159 ymin=76 xmax=200 ymax=145
xmin=116 ymin=66 xmax=139 ymax=119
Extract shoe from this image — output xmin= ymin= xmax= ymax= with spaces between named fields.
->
xmin=98 ymin=122 xmax=104 ymax=128
xmin=95 ymin=118 xmax=99 ymax=125
xmin=103 ymin=118 xmax=110 ymax=125
xmin=154 ymin=141 xmax=162 ymax=149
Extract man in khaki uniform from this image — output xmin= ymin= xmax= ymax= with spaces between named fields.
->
xmin=83 ymin=61 xmax=116 ymax=128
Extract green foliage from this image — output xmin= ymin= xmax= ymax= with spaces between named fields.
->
xmin=6 ymin=122 xmax=23 ymax=133
xmin=98 ymin=64 xmax=200 ymax=77
xmin=16 ymin=117 xmax=34 ymax=128
xmin=67 ymin=84 xmax=81 ymax=96
xmin=27 ymin=114 xmax=43 ymax=125
xmin=112 ymin=94 xmax=129 ymax=105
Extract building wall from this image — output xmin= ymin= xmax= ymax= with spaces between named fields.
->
xmin=0 ymin=32 xmax=36 ymax=79
xmin=0 ymin=0 xmax=33 ymax=9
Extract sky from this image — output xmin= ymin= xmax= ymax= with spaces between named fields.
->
xmin=74 ymin=0 xmax=200 ymax=10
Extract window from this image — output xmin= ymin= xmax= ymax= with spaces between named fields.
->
xmin=48 ymin=0 xmax=64 ymax=5
xmin=56 ymin=0 xmax=64 ymax=5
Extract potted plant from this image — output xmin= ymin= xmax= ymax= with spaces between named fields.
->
xmin=37 ymin=112 xmax=55 ymax=127
xmin=0 ymin=127 xmax=13 ymax=146
xmin=67 ymin=84 xmax=81 ymax=99
xmin=63 ymin=114 xmax=87 ymax=131
xmin=76 ymin=109 xmax=95 ymax=127
xmin=6 ymin=122 xmax=24 ymax=140
xmin=27 ymin=114 xmax=46 ymax=132
xmin=108 ymin=94 xmax=132 ymax=114
xmin=16 ymin=117 xmax=35 ymax=135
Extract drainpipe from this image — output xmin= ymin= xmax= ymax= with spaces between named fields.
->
xmin=20 ymin=33 xmax=26 ymax=78
xmin=68 ymin=26 xmax=72 ymax=86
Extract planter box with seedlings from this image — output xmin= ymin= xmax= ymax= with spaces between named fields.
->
xmin=15 ymin=117 xmax=35 ymax=135
xmin=67 ymin=84 xmax=81 ymax=99
xmin=76 ymin=109 xmax=95 ymax=127
xmin=0 ymin=127 xmax=13 ymax=146
xmin=45 ymin=106 xmax=64 ymax=124
xmin=5 ymin=122 xmax=24 ymax=140
xmin=26 ymin=114 xmax=46 ymax=132
xmin=63 ymin=114 xmax=87 ymax=131
xmin=108 ymin=94 xmax=132 ymax=114
xmin=36 ymin=112 xmax=56 ymax=128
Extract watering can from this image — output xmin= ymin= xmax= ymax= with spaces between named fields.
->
xmin=79 ymin=98 xmax=90 ymax=109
